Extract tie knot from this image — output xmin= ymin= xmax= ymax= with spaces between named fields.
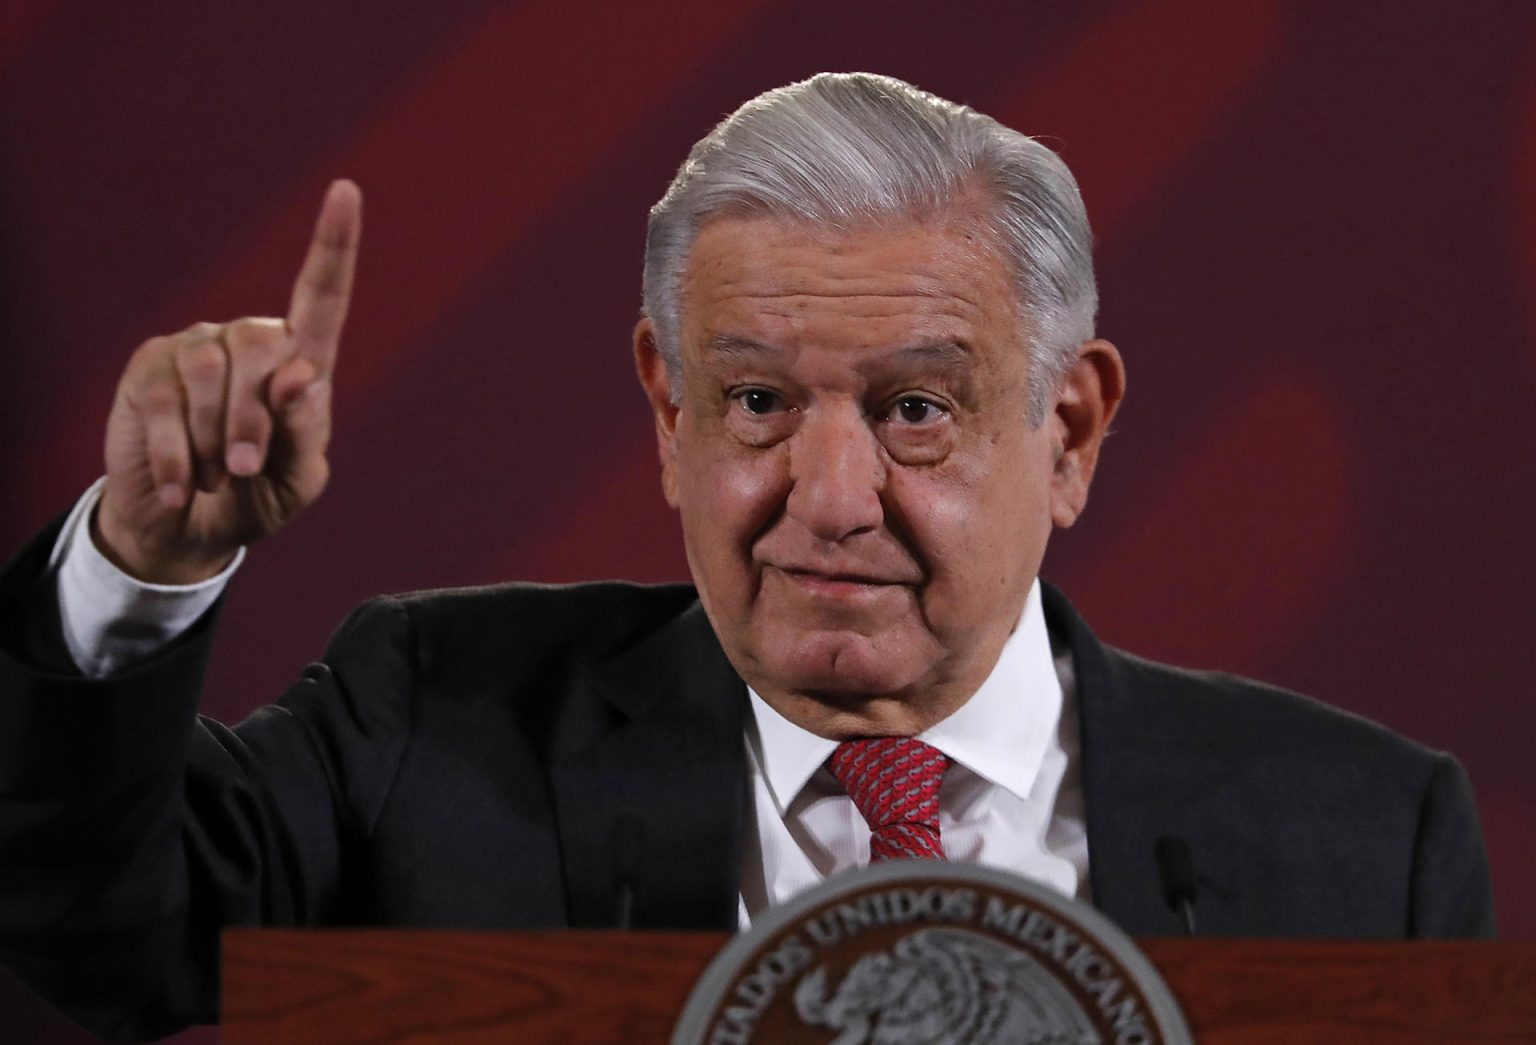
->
xmin=829 ymin=738 xmax=949 ymax=862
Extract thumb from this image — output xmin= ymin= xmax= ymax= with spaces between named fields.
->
xmin=267 ymin=357 xmax=332 ymax=467
xmin=268 ymin=355 xmax=318 ymax=413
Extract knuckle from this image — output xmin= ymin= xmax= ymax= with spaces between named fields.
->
xmin=176 ymin=340 xmax=227 ymax=384
xmin=224 ymin=316 xmax=288 ymax=357
xmin=135 ymin=333 xmax=171 ymax=356
xmin=139 ymin=382 xmax=184 ymax=416
xmin=125 ymin=336 xmax=171 ymax=378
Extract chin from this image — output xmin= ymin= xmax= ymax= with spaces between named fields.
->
xmin=763 ymin=629 xmax=930 ymax=698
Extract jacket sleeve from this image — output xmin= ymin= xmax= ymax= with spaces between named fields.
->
xmin=1409 ymin=752 xmax=1497 ymax=938
xmin=0 ymin=518 xmax=417 ymax=1042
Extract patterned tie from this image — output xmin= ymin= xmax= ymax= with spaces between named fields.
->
xmin=829 ymin=738 xmax=950 ymax=862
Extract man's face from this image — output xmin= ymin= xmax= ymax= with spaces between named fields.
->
xmin=637 ymin=213 xmax=1099 ymax=737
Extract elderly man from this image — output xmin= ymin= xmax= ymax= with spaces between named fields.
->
xmin=0 ymin=74 xmax=1493 ymax=1041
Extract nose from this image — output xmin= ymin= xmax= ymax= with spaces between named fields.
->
xmin=785 ymin=404 xmax=885 ymax=542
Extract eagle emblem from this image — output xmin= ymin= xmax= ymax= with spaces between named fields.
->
xmin=793 ymin=927 xmax=1100 ymax=1045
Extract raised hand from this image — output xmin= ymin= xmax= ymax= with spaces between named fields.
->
xmin=96 ymin=180 xmax=362 ymax=584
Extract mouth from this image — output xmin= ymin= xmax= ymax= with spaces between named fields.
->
xmin=768 ymin=565 xmax=909 ymax=600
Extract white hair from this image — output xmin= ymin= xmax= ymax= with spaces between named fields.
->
xmin=642 ymin=72 xmax=1098 ymax=423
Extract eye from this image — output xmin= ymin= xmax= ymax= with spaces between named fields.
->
xmin=734 ymin=387 xmax=786 ymax=415
xmin=887 ymin=395 xmax=947 ymax=425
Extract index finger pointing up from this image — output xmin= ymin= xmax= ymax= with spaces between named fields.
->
xmin=287 ymin=179 xmax=363 ymax=374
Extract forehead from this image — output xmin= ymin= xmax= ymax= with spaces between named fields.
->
xmin=679 ymin=214 xmax=1022 ymax=353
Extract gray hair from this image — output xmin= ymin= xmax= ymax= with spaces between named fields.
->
xmin=642 ymin=72 xmax=1097 ymax=423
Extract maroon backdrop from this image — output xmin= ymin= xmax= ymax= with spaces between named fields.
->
xmin=3 ymin=1 xmax=1533 ymax=1041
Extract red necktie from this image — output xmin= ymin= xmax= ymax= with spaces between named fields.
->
xmin=829 ymin=738 xmax=949 ymax=862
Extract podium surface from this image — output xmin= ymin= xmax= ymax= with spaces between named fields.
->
xmin=223 ymin=930 xmax=1536 ymax=1043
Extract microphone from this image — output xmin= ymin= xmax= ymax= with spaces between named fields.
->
xmin=612 ymin=815 xmax=644 ymax=930
xmin=1154 ymin=835 xmax=1198 ymax=936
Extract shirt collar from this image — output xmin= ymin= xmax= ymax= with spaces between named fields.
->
xmin=746 ymin=689 xmax=840 ymax=818
xmin=745 ymin=580 xmax=1064 ymax=814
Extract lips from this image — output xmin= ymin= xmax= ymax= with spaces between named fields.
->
xmin=766 ymin=563 xmax=915 ymax=598
xmin=787 ymin=563 xmax=891 ymax=580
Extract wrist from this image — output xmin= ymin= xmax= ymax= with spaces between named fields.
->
xmin=91 ymin=506 xmax=238 ymax=586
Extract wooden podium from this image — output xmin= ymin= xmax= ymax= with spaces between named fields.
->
xmin=223 ymin=930 xmax=1536 ymax=1043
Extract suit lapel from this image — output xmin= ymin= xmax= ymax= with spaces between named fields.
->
xmin=1043 ymin=583 xmax=1232 ymax=936
xmin=548 ymin=583 xmax=1230 ymax=935
xmin=549 ymin=598 xmax=748 ymax=930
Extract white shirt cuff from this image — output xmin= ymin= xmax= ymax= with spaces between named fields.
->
xmin=49 ymin=478 xmax=245 ymax=678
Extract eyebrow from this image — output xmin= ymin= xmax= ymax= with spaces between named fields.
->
xmin=705 ymin=334 xmax=973 ymax=367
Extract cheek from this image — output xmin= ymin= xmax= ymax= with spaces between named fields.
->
xmin=893 ymin=450 xmax=1053 ymax=618
xmin=675 ymin=433 xmax=788 ymax=567
xmin=902 ymin=479 xmax=1013 ymax=586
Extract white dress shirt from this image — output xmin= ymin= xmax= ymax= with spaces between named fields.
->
xmin=738 ymin=580 xmax=1088 ymax=926
xmin=49 ymin=478 xmax=243 ymax=677
xmin=51 ymin=484 xmax=1090 ymax=927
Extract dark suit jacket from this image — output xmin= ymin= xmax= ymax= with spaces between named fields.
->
xmin=0 ymin=519 xmax=1495 ymax=1042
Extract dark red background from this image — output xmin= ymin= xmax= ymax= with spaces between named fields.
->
xmin=3 ymin=1 xmax=1532 ymax=1041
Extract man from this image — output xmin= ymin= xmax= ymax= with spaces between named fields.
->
xmin=0 ymin=73 xmax=1494 ymax=1042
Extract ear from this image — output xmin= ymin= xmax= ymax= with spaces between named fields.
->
xmin=1049 ymin=338 xmax=1126 ymax=528
xmin=633 ymin=318 xmax=682 ymax=509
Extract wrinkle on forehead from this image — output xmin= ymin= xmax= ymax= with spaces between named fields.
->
xmin=707 ymin=333 xmax=972 ymax=362
xmin=697 ymin=279 xmax=995 ymax=327
xmin=677 ymin=215 xmax=1031 ymax=392
xmin=682 ymin=214 xmax=1016 ymax=317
